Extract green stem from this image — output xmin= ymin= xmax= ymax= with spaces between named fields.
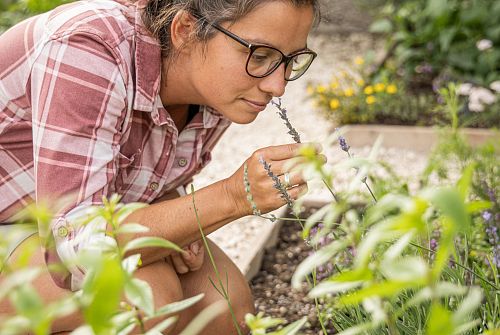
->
xmin=190 ymin=186 xmax=243 ymax=335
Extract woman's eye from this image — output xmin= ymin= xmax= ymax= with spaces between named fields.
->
xmin=251 ymin=54 xmax=269 ymax=63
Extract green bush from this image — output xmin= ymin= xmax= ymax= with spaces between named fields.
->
xmin=0 ymin=0 xmax=72 ymax=33
xmin=368 ymin=0 xmax=500 ymax=89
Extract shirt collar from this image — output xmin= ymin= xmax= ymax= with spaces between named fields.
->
xmin=151 ymin=96 xmax=229 ymax=129
xmin=130 ymin=0 xmax=162 ymax=112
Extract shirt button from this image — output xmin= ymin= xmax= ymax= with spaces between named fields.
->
xmin=178 ymin=158 xmax=188 ymax=167
xmin=150 ymin=182 xmax=159 ymax=191
xmin=57 ymin=226 xmax=68 ymax=237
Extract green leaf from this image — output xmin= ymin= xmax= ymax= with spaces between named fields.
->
xmin=336 ymin=321 xmax=381 ymax=335
xmin=452 ymin=287 xmax=482 ymax=325
xmin=115 ymin=223 xmax=150 ymax=235
xmin=369 ymin=19 xmax=393 ymax=34
xmin=425 ymin=0 xmax=448 ymax=19
xmin=245 ymin=312 xmax=284 ymax=331
xmin=0 ymin=268 xmax=42 ymax=300
xmin=381 ymin=257 xmax=428 ymax=282
xmin=144 ymin=316 xmax=178 ymax=335
xmin=339 ymin=280 xmax=421 ymax=306
xmin=10 ymin=284 xmax=51 ymax=334
xmin=383 ymin=232 xmax=414 ymax=261
xmin=406 ymin=282 xmax=468 ymax=307
xmin=302 ymin=204 xmax=331 ymax=239
xmin=275 ymin=316 xmax=307 ymax=335
xmin=421 ymin=187 xmax=469 ymax=233
xmin=427 ymin=303 xmax=454 ymax=335
xmin=123 ymin=237 xmax=182 ymax=255
xmin=152 ymin=294 xmax=205 ymax=318
xmin=125 ymin=278 xmax=155 ymax=317
xmin=465 ymin=200 xmax=491 ymax=214
xmin=178 ymin=300 xmax=227 ymax=335
xmin=439 ymin=27 xmax=457 ymax=52
xmin=122 ymin=254 xmax=142 ymax=274
xmin=83 ymin=257 xmax=125 ymax=334
xmin=291 ymin=239 xmax=349 ymax=289
xmin=309 ymin=281 xmax=363 ymax=298
xmin=456 ymin=164 xmax=475 ymax=201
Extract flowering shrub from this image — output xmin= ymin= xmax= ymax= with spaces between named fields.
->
xmin=306 ymin=60 xmax=443 ymax=126
xmin=307 ymin=56 xmax=500 ymax=128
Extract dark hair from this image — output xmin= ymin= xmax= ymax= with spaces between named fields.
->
xmin=142 ymin=0 xmax=321 ymax=56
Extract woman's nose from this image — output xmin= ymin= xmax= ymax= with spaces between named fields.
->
xmin=258 ymin=63 xmax=288 ymax=97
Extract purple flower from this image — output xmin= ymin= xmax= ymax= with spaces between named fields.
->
xmin=430 ymin=238 xmax=438 ymax=251
xmin=483 ymin=211 xmax=493 ymax=222
xmin=339 ymin=136 xmax=350 ymax=152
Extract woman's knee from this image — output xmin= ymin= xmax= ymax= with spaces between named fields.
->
xmin=135 ymin=258 xmax=184 ymax=308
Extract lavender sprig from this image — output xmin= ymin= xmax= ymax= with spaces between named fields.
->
xmin=271 ymin=98 xmax=339 ymax=203
xmin=271 ymin=98 xmax=301 ymax=143
xmin=336 ymin=128 xmax=377 ymax=202
xmin=259 ymin=156 xmax=294 ymax=209
xmin=244 ymin=163 xmax=261 ymax=216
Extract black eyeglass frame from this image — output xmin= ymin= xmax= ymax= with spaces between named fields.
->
xmin=191 ymin=12 xmax=317 ymax=81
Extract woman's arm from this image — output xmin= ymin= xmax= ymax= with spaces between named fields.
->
xmin=121 ymin=143 xmax=314 ymax=266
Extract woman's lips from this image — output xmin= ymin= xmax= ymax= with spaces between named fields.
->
xmin=242 ymin=98 xmax=268 ymax=112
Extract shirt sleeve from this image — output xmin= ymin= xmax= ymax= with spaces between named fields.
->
xmin=30 ymin=30 xmax=128 ymax=290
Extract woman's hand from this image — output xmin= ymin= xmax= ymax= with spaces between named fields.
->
xmin=224 ymin=143 xmax=325 ymax=216
xmin=169 ymin=240 xmax=204 ymax=274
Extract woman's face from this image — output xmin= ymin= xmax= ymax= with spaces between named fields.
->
xmin=188 ymin=2 xmax=315 ymax=124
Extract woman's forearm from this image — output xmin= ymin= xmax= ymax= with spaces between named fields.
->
xmin=119 ymin=178 xmax=245 ymax=264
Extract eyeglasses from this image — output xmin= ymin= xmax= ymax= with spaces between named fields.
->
xmin=191 ymin=12 xmax=317 ymax=81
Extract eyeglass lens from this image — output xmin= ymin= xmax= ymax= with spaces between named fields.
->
xmin=247 ymin=46 xmax=314 ymax=80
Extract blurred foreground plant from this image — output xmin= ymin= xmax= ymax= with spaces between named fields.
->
xmin=0 ymin=194 xmax=224 ymax=334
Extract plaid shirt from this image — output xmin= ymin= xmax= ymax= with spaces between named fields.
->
xmin=0 ymin=0 xmax=231 ymax=290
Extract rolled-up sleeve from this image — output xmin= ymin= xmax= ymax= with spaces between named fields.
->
xmin=30 ymin=31 xmax=127 ymax=290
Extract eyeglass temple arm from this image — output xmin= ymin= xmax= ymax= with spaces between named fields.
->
xmin=190 ymin=11 xmax=252 ymax=49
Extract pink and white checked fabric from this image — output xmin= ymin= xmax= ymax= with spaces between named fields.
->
xmin=0 ymin=0 xmax=231 ymax=289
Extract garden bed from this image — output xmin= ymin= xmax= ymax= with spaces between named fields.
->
xmin=250 ymin=207 xmax=336 ymax=335
xmin=340 ymin=124 xmax=498 ymax=153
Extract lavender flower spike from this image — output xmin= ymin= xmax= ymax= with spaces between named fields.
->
xmin=259 ymin=155 xmax=294 ymax=209
xmin=335 ymin=128 xmax=350 ymax=152
xmin=271 ymin=98 xmax=301 ymax=143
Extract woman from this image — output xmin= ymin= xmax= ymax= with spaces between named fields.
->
xmin=0 ymin=0 xmax=323 ymax=333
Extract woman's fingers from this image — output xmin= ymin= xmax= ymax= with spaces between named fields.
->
xmin=170 ymin=241 xmax=205 ymax=274
xmin=182 ymin=240 xmax=204 ymax=271
xmin=255 ymin=142 xmax=323 ymax=162
xmin=170 ymin=252 xmax=189 ymax=274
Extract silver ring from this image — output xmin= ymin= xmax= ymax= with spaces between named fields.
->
xmin=283 ymin=172 xmax=291 ymax=188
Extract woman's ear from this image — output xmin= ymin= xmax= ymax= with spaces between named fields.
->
xmin=170 ymin=10 xmax=197 ymax=53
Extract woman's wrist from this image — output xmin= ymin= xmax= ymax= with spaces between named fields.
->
xmin=221 ymin=176 xmax=250 ymax=218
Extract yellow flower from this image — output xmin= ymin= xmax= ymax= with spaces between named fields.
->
xmin=386 ymin=84 xmax=398 ymax=94
xmin=340 ymin=71 xmax=348 ymax=78
xmin=330 ymin=80 xmax=339 ymax=90
xmin=356 ymin=79 xmax=365 ymax=87
xmin=366 ymin=95 xmax=376 ymax=105
xmin=354 ymin=56 xmax=365 ymax=66
xmin=329 ymin=99 xmax=340 ymax=109
xmin=374 ymin=83 xmax=386 ymax=92
xmin=344 ymin=88 xmax=355 ymax=97
xmin=363 ymin=86 xmax=374 ymax=95
xmin=306 ymin=85 xmax=314 ymax=95
xmin=316 ymin=85 xmax=327 ymax=93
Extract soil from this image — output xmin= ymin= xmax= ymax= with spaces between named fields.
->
xmin=250 ymin=210 xmax=337 ymax=335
